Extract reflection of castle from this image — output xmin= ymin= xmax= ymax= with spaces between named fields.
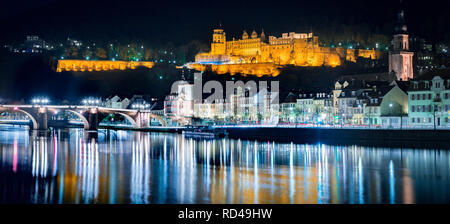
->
xmin=191 ymin=28 xmax=382 ymax=76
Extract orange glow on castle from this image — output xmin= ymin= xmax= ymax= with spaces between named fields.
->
xmin=56 ymin=60 xmax=155 ymax=72
xmin=188 ymin=28 xmax=383 ymax=76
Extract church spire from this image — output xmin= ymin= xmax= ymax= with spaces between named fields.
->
xmin=394 ymin=0 xmax=408 ymax=34
xmin=389 ymin=0 xmax=414 ymax=81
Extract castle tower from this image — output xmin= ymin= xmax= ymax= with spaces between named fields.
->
xmin=211 ymin=28 xmax=226 ymax=55
xmin=251 ymin=30 xmax=258 ymax=39
xmin=260 ymin=29 xmax=266 ymax=42
xmin=389 ymin=2 xmax=414 ymax=81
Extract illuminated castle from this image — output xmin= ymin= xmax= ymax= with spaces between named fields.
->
xmin=190 ymin=28 xmax=383 ymax=76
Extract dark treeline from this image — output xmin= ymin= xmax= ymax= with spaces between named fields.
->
xmin=1 ymin=0 xmax=449 ymax=52
xmin=0 ymin=47 xmax=388 ymax=103
xmin=0 ymin=49 xmax=181 ymax=103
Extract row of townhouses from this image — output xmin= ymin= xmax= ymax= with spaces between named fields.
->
xmin=162 ymin=73 xmax=450 ymax=128
xmin=281 ymin=73 xmax=450 ymax=128
xmin=163 ymin=81 xmax=279 ymax=125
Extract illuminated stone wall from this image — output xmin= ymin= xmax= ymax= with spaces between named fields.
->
xmin=188 ymin=63 xmax=281 ymax=77
xmin=192 ymin=29 xmax=383 ymax=76
xmin=56 ymin=60 xmax=155 ymax=72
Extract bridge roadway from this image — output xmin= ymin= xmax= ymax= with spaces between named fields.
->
xmin=0 ymin=105 xmax=168 ymax=131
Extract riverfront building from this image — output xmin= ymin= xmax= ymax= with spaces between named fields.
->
xmin=408 ymin=74 xmax=450 ymax=128
xmin=193 ymin=86 xmax=279 ymax=124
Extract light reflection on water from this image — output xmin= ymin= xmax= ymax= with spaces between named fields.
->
xmin=0 ymin=126 xmax=449 ymax=204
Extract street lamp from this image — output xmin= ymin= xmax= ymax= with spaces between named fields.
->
xmin=132 ymin=102 xmax=151 ymax=110
xmin=389 ymin=103 xmax=393 ymax=128
xmin=31 ymin=97 xmax=50 ymax=105
xmin=82 ymin=97 xmax=101 ymax=106
xmin=358 ymin=104 xmax=362 ymax=126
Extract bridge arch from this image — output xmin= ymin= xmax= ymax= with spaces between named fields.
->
xmin=114 ymin=112 xmax=138 ymax=128
xmin=0 ymin=107 xmax=39 ymax=129
xmin=149 ymin=114 xmax=167 ymax=126
xmin=17 ymin=109 xmax=38 ymax=129
xmin=66 ymin=110 xmax=90 ymax=130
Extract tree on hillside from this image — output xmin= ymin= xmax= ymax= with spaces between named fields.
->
xmin=95 ymin=47 xmax=107 ymax=59
xmin=64 ymin=46 xmax=79 ymax=59
xmin=144 ymin=48 xmax=155 ymax=61
xmin=82 ymin=49 xmax=93 ymax=59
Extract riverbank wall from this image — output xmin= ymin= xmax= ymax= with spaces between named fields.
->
xmin=223 ymin=127 xmax=450 ymax=149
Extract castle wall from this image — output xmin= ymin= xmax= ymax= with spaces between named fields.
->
xmin=56 ymin=60 xmax=154 ymax=72
xmin=187 ymin=63 xmax=281 ymax=77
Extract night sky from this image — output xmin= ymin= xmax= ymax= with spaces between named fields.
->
xmin=1 ymin=0 xmax=449 ymax=46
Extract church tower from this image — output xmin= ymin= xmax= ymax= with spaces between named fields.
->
xmin=389 ymin=1 xmax=414 ymax=81
xmin=211 ymin=27 xmax=226 ymax=55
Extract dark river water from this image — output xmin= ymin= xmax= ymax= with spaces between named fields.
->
xmin=0 ymin=126 xmax=449 ymax=204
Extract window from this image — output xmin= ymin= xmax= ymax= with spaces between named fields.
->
xmin=428 ymin=117 xmax=432 ymax=123
xmin=434 ymin=105 xmax=439 ymax=112
xmin=411 ymin=94 xmax=415 ymax=100
xmin=428 ymin=94 xmax=432 ymax=100
xmin=411 ymin=106 xmax=415 ymax=112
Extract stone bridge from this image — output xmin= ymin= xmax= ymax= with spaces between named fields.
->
xmin=0 ymin=105 xmax=167 ymax=130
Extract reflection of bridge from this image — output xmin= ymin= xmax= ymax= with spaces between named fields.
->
xmin=0 ymin=105 xmax=168 ymax=130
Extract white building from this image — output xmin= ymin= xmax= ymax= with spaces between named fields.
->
xmin=408 ymin=75 xmax=450 ymax=128
xmin=103 ymin=95 xmax=130 ymax=109
xmin=177 ymin=83 xmax=194 ymax=119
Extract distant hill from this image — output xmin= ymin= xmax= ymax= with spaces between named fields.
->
xmin=0 ymin=50 xmax=390 ymax=102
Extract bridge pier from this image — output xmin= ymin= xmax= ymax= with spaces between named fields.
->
xmin=86 ymin=108 xmax=99 ymax=131
xmin=35 ymin=108 xmax=48 ymax=130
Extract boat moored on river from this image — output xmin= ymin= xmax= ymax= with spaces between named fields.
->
xmin=182 ymin=126 xmax=228 ymax=139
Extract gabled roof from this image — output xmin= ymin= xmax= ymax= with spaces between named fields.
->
xmin=390 ymin=80 xmax=409 ymax=93
xmin=281 ymin=92 xmax=298 ymax=103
